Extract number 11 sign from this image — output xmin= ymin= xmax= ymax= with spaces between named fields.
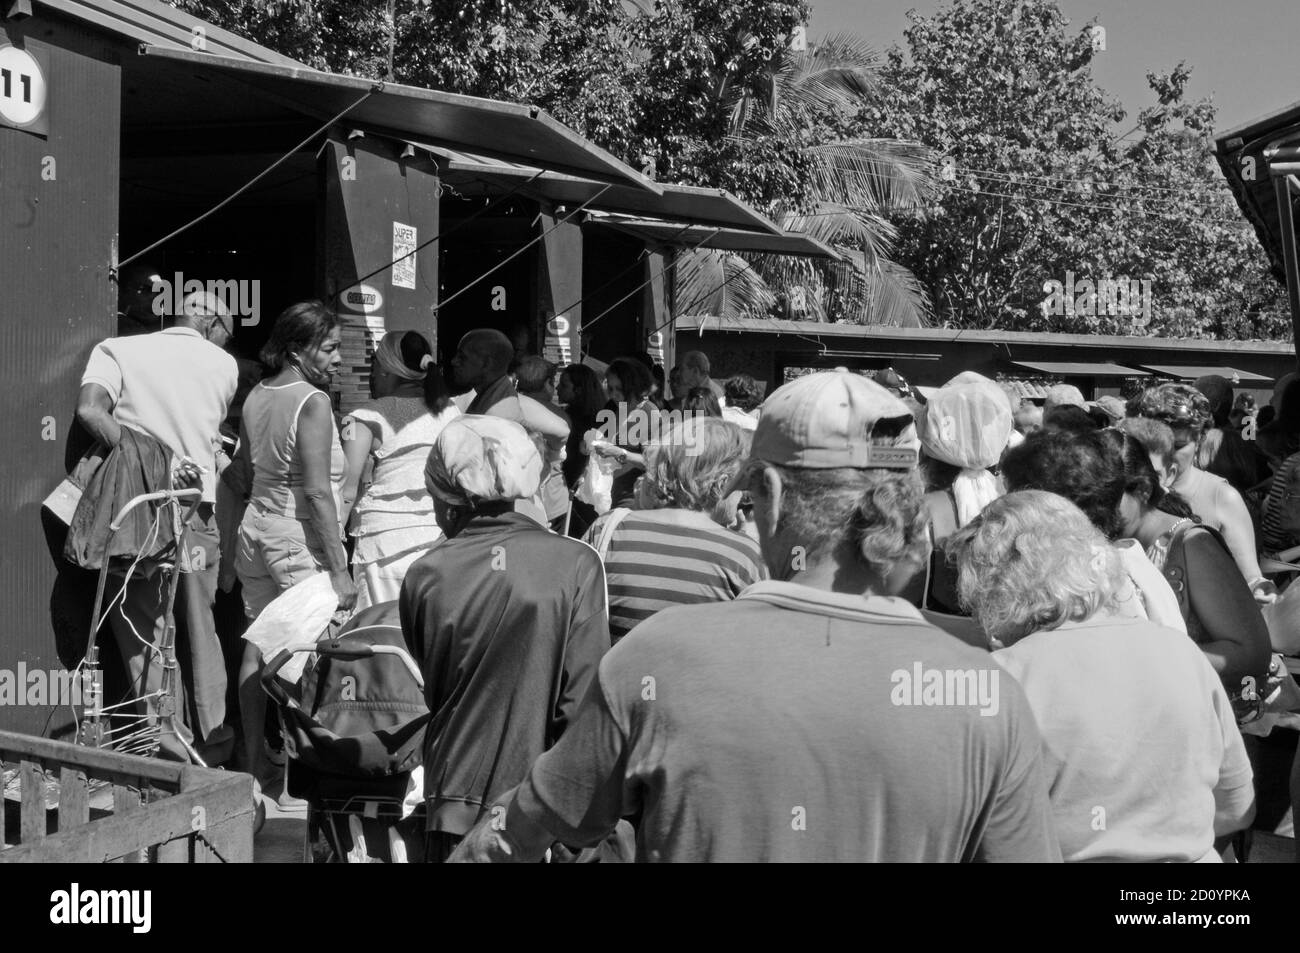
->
xmin=0 ymin=44 xmax=48 ymax=136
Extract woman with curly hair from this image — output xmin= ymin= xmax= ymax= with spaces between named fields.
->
xmin=1131 ymin=382 xmax=1274 ymax=603
xmin=950 ymin=491 xmax=1255 ymax=862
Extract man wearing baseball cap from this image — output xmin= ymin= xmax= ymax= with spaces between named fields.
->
xmin=401 ymin=415 xmax=612 ymax=861
xmin=450 ymin=370 xmax=1060 ymax=862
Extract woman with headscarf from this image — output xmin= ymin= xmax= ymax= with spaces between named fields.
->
xmin=340 ymin=330 xmax=459 ymax=608
xmin=907 ymin=378 xmax=1014 ymax=614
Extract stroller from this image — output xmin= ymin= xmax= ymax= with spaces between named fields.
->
xmin=260 ymin=601 xmax=430 ymax=863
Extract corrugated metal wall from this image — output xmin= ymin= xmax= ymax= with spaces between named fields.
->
xmin=323 ymin=136 xmax=441 ymax=413
xmin=0 ymin=13 xmax=120 ymax=735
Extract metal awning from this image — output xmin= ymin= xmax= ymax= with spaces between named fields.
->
xmin=1139 ymin=365 xmax=1273 ymax=384
xmin=40 ymin=0 xmax=305 ymax=64
xmin=1011 ymin=361 xmax=1148 ymax=378
xmin=135 ymin=47 xmax=661 ymax=191
xmin=588 ymin=213 xmax=838 ymax=259
xmin=427 ymin=145 xmax=781 ymax=234
xmin=1216 ymin=103 xmax=1300 ymax=338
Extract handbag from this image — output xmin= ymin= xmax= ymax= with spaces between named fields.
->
xmin=1160 ymin=521 xmax=1283 ymax=725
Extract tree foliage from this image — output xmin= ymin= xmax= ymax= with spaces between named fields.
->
xmin=868 ymin=0 xmax=1288 ymax=339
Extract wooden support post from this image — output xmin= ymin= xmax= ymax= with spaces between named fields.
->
xmin=19 ymin=760 xmax=45 ymax=844
xmin=58 ymin=766 xmax=89 ymax=833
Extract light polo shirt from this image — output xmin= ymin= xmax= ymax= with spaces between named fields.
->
xmin=506 ymin=580 xmax=1061 ymax=862
xmin=993 ymin=614 xmax=1254 ymax=863
xmin=81 ymin=327 xmax=238 ymax=502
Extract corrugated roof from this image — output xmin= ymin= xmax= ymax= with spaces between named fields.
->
xmin=672 ymin=316 xmax=1296 ymax=353
xmin=999 ymin=379 xmax=1051 ymax=400
xmin=38 ymin=0 xmax=306 ymax=65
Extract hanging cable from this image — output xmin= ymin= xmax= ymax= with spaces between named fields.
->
xmin=433 ymin=185 xmax=613 ymax=313
xmin=545 ymin=222 xmax=694 ymax=323
xmin=350 ymin=170 xmax=545 ymax=287
xmin=582 ymin=228 xmax=722 ymax=333
xmin=117 ymin=89 xmax=376 ymax=271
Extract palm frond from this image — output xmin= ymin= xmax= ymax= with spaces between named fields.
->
xmin=803 ymin=139 xmax=934 ymax=211
xmin=675 ymin=249 xmax=777 ymax=321
xmin=780 ymin=203 xmax=897 ymax=260
xmin=857 ymin=257 xmax=931 ymax=328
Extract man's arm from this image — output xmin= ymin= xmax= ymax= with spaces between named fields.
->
xmin=450 ymin=660 xmax=634 ymax=863
xmin=75 ymin=383 xmax=121 ymax=449
xmin=972 ymin=679 xmax=1062 ymax=863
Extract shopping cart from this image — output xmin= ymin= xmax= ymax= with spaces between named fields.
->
xmin=261 ymin=602 xmax=430 ymax=863
xmin=77 ymin=487 xmax=204 ymax=764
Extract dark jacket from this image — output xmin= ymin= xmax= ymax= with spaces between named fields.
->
xmin=63 ymin=426 xmax=175 ymax=570
xmin=399 ymin=511 xmax=609 ymax=835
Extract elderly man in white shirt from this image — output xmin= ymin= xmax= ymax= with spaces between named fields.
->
xmin=76 ymin=289 xmax=238 ymax=762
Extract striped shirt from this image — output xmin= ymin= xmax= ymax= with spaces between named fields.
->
xmin=1262 ymin=451 xmax=1300 ymax=554
xmin=584 ymin=510 xmax=767 ymax=644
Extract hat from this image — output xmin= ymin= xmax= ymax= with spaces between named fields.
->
xmin=1043 ymin=383 xmax=1086 ymax=412
xmin=921 ymin=382 xmax=1013 ymax=470
xmin=424 ymin=415 xmax=542 ymax=507
xmin=728 ymin=369 xmax=919 ymax=491
xmin=1090 ymin=395 xmax=1127 ymax=423
xmin=181 ymin=289 xmax=232 ymax=321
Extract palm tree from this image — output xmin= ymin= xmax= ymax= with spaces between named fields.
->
xmin=677 ymin=31 xmax=935 ymax=327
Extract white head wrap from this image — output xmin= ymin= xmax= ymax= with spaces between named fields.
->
xmin=922 ymin=381 xmax=1014 ymax=526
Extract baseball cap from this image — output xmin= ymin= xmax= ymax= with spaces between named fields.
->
xmin=424 ymin=415 xmax=542 ymax=507
xmin=728 ymin=369 xmax=919 ymax=492
xmin=1090 ymin=395 xmax=1127 ymax=423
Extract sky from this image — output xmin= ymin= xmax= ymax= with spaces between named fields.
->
xmin=811 ymin=0 xmax=1299 ymax=133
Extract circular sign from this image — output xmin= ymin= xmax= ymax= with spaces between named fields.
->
xmin=0 ymin=46 xmax=47 ymax=128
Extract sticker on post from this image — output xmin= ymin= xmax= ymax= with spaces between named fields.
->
xmin=392 ymin=223 xmax=417 ymax=289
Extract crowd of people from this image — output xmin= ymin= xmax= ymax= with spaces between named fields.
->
xmin=62 ymin=292 xmax=1300 ymax=862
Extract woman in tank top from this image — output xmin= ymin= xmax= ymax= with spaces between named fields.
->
xmin=340 ymin=330 xmax=459 ymax=608
xmin=225 ymin=301 xmax=353 ymax=806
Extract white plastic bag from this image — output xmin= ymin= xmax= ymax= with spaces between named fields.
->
xmin=576 ymin=429 xmax=618 ymax=515
xmin=241 ymin=573 xmax=342 ymax=684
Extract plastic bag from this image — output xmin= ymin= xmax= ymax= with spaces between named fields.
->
xmin=242 ymin=572 xmax=342 ymax=683
xmin=575 ymin=429 xmax=619 ymax=515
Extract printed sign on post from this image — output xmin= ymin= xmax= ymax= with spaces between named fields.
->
xmin=543 ymin=311 xmax=575 ymax=367
xmin=0 ymin=44 xmax=49 ymax=136
xmin=392 ymin=222 xmax=417 ymax=290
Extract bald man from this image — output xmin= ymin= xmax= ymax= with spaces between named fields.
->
xmin=450 ymin=329 xmax=569 ymax=524
xmin=679 ymin=350 xmax=725 ymax=403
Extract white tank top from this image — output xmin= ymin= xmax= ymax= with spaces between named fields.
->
xmin=244 ymin=379 xmax=345 ymax=519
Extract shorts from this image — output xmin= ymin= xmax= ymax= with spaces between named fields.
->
xmin=235 ymin=504 xmax=332 ymax=620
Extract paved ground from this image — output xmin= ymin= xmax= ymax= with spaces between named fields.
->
xmin=253 ymin=773 xmax=308 ymax=863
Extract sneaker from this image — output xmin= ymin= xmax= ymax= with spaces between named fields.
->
xmin=252 ymin=778 xmax=267 ymax=836
xmin=276 ymin=788 xmax=309 ymax=813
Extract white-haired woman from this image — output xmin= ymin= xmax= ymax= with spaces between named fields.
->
xmin=950 ymin=490 xmax=1255 ymax=863
xmin=584 ymin=416 xmax=766 ymax=644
